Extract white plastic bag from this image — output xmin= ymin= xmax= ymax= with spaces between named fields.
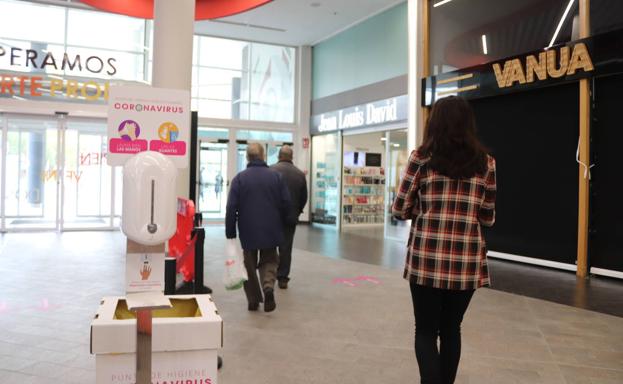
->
xmin=223 ymin=239 xmax=248 ymax=290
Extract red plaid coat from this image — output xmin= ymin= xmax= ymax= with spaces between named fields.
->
xmin=392 ymin=150 xmax=497 ymax=290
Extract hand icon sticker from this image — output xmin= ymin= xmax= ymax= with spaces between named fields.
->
xmin=140 ymin=264 xmax=152 ymax=280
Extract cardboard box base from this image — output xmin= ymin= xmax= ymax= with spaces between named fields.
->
xmin=96 ymin=349 xmax=217 ymax=384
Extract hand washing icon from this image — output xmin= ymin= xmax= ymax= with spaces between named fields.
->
xmin=118 ymin=120 xmax=141 ymax=141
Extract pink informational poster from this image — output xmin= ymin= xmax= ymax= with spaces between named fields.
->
xmin=107 ymin=86 xmax=190 ymax=168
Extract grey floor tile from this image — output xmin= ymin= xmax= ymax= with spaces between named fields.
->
xmin=1 ymin=231 xmax=623 ymax=383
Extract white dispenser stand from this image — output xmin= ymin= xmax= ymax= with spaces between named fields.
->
xmin=122 ymin=151 xmax=178 ymax=384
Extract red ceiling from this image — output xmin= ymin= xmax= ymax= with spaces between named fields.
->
xmin=80 ymin=0 xmax=273 ymax=20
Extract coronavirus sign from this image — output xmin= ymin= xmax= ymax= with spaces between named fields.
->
xmin=107 ymin=86 xmax=190 ymax=168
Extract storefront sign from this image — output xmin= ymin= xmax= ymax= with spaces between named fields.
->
xmin=107 ymin=86 xmax=190 ymax=168
xmin=422 ymin=28 xmax=623 ymax=106
xmin=311 ymin=95 xmax=408 ymax=135
xmin=0 ymin=45 xmax=117 ymax=75
xmin=0 ymin=43 xmax=121 ymax=102
xmin=493 ymin=43 xmax=594 ymax=88
xmin=0 ymin=75 xmax=109 ymax=101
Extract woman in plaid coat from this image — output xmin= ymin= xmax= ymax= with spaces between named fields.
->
xmin=392 ymin=96 xmax=496 ymax=384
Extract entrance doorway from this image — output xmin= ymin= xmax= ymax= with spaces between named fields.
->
xmin=195 ymin=127 xmax=294 ymax=222
xmin=1 ymin=114 xmax=118 ymax=231
xmin=198 ymin=141 xmax=228 ymax=220
xmin=4 ymin=116 xmax=59 ymax=230
xmin=310 ymin=127 xmax=409 ymax=241
xmin=235 ymin=140 xmax=292 ymax=174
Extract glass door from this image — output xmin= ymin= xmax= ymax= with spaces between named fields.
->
xmin=235 ymin=129 xmax=294 ymax=171
xmin=62 ymin=119 xmax=113 ymax=229
xmin=236 ymin=140 xmax=292 ymax=172
xmin=1 ymin=114 xmax=117 ymax=231
xmin=384 ymin=129 xmax=410 ymax=241
xmin=198 ymin=141 xmax=228 ymax=219
xmin=0 ymin=116 xmax=4 ymax=231
xmin=311 ymin=133 xmax=341 ymax=228
xmin=4 ymin=116 xmax=60 ymax=230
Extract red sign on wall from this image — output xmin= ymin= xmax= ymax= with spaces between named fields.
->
xmin=302 ymin=137 xmax=310 ymax=149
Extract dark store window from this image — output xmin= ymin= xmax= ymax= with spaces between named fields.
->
xmin=591 ymin=0 xmax=623 ymax=35
xmin=429 ymin=0 xmax=579 ymax=74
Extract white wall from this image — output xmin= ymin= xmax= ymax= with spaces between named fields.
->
xmin=343 ymin=131 xmax=386 ymax=168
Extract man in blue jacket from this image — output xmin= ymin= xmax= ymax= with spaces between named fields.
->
xmin=226 ymin=143 xmax=291 ymax=312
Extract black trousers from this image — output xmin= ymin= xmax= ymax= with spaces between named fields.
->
xmin=277 ymin=225 xmax=296 ymax=281
xmin=409 ymin=282 xmax=475 ymax=384
xmin=243 ymin=248 xmax=279 ymax=304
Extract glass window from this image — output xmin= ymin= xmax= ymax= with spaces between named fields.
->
xmin=246 ymin=43 xmax=295 ymax=123
xmin=4 ymin=117 xmax=59 ymax=229
xmin=0 ymin=40 xmax=64 ymax=74
xmin=63 ymin=120 xmax=112 ymax=229
xmin=197 ymin=67 xmax=241 ymax=100
xmin=430 ymin=0 xmax=579 ymax=74
xmin=311 ymin=133 xmax=340 ymax=226
xmin=0 ymin=0 xmax=149 ymax=84
xmin=385 ymin=130 xmax=410 ymax=241
xmin=198 ymin=142 xmax=228 ymax=219
xmin=192 ymin=35 xmax=296 ymax=123
xmin=196 ymin=99 xmax=232 ymax=120
xmin=66 ymin=9 xmax=145 ymax=52
xmin=198 ymin=127 xmax=229 ymax=140
xmin=237 ymin=130 xmax=293 ymax=142
xmin=198 ymin=36 xmax=247 ymax=70
xmin=62 ymin=45 xmax=145 ymax=81
xmin=0 ymin=0 xmax=65 ymax=44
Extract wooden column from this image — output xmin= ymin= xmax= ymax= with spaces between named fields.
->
xmin=576 ymin=0 xmax=590 ymax=278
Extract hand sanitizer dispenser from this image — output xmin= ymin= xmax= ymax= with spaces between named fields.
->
xmin=122 ymin=151 xmax=177 ymax=245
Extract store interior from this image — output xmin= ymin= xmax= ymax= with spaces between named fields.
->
xmin=311 ymin=128 xmax=410 ymax=241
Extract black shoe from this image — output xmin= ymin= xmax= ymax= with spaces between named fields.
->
xmin=248 ymin=302 xmax=259 ymax=311
xmin=264 ymin=289 xmax=276 ymax=312
xmin=278 ymin=279 xmax=288 ymax=289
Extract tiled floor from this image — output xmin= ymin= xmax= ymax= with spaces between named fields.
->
xmin=1 ymin=230 xmax=623 ymax=383
xmin=281 ymin=224 xmax=623 ymax=318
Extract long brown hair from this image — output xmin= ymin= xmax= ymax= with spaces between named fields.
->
xmin=418 ymin=96 xmax=488 ymax=178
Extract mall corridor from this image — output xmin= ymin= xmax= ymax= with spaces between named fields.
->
xmin=0 ymin=230 xmax=622 ymax=383
xmin=2 ymin=0 xmax=623 ymax=383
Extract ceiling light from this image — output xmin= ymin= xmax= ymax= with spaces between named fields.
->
xmin=481 ymin=34 xmax=488 ymax=55
xmin=380 ymin=137 xmax=387 ymax=141
xmin=392 ymin=143 xmax=400 ymax=147
xmin=433 ymin=0 xmax=454 ymax=7
xmin=548 ymin=0 xmax=575 ymax=48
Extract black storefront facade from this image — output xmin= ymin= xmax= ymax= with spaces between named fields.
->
xmin=422 ymin=24 xmax=623 ymax=279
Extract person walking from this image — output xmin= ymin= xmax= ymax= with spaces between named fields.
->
xmin=226 ymin=143 xmax=292 ymax=312
xmin=215 ymin=172 xmax=223 ymax=198
xmin=270 ymin=145 xmax=308 ymax=289
xmin=392 ymin=96 xmax=496 ymax=384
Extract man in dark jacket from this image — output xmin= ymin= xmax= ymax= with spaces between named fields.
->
xmin=226 ymin=143 xmax=291 ymax=312
xmin=270 ymin=145 xmax=308 ymax=289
